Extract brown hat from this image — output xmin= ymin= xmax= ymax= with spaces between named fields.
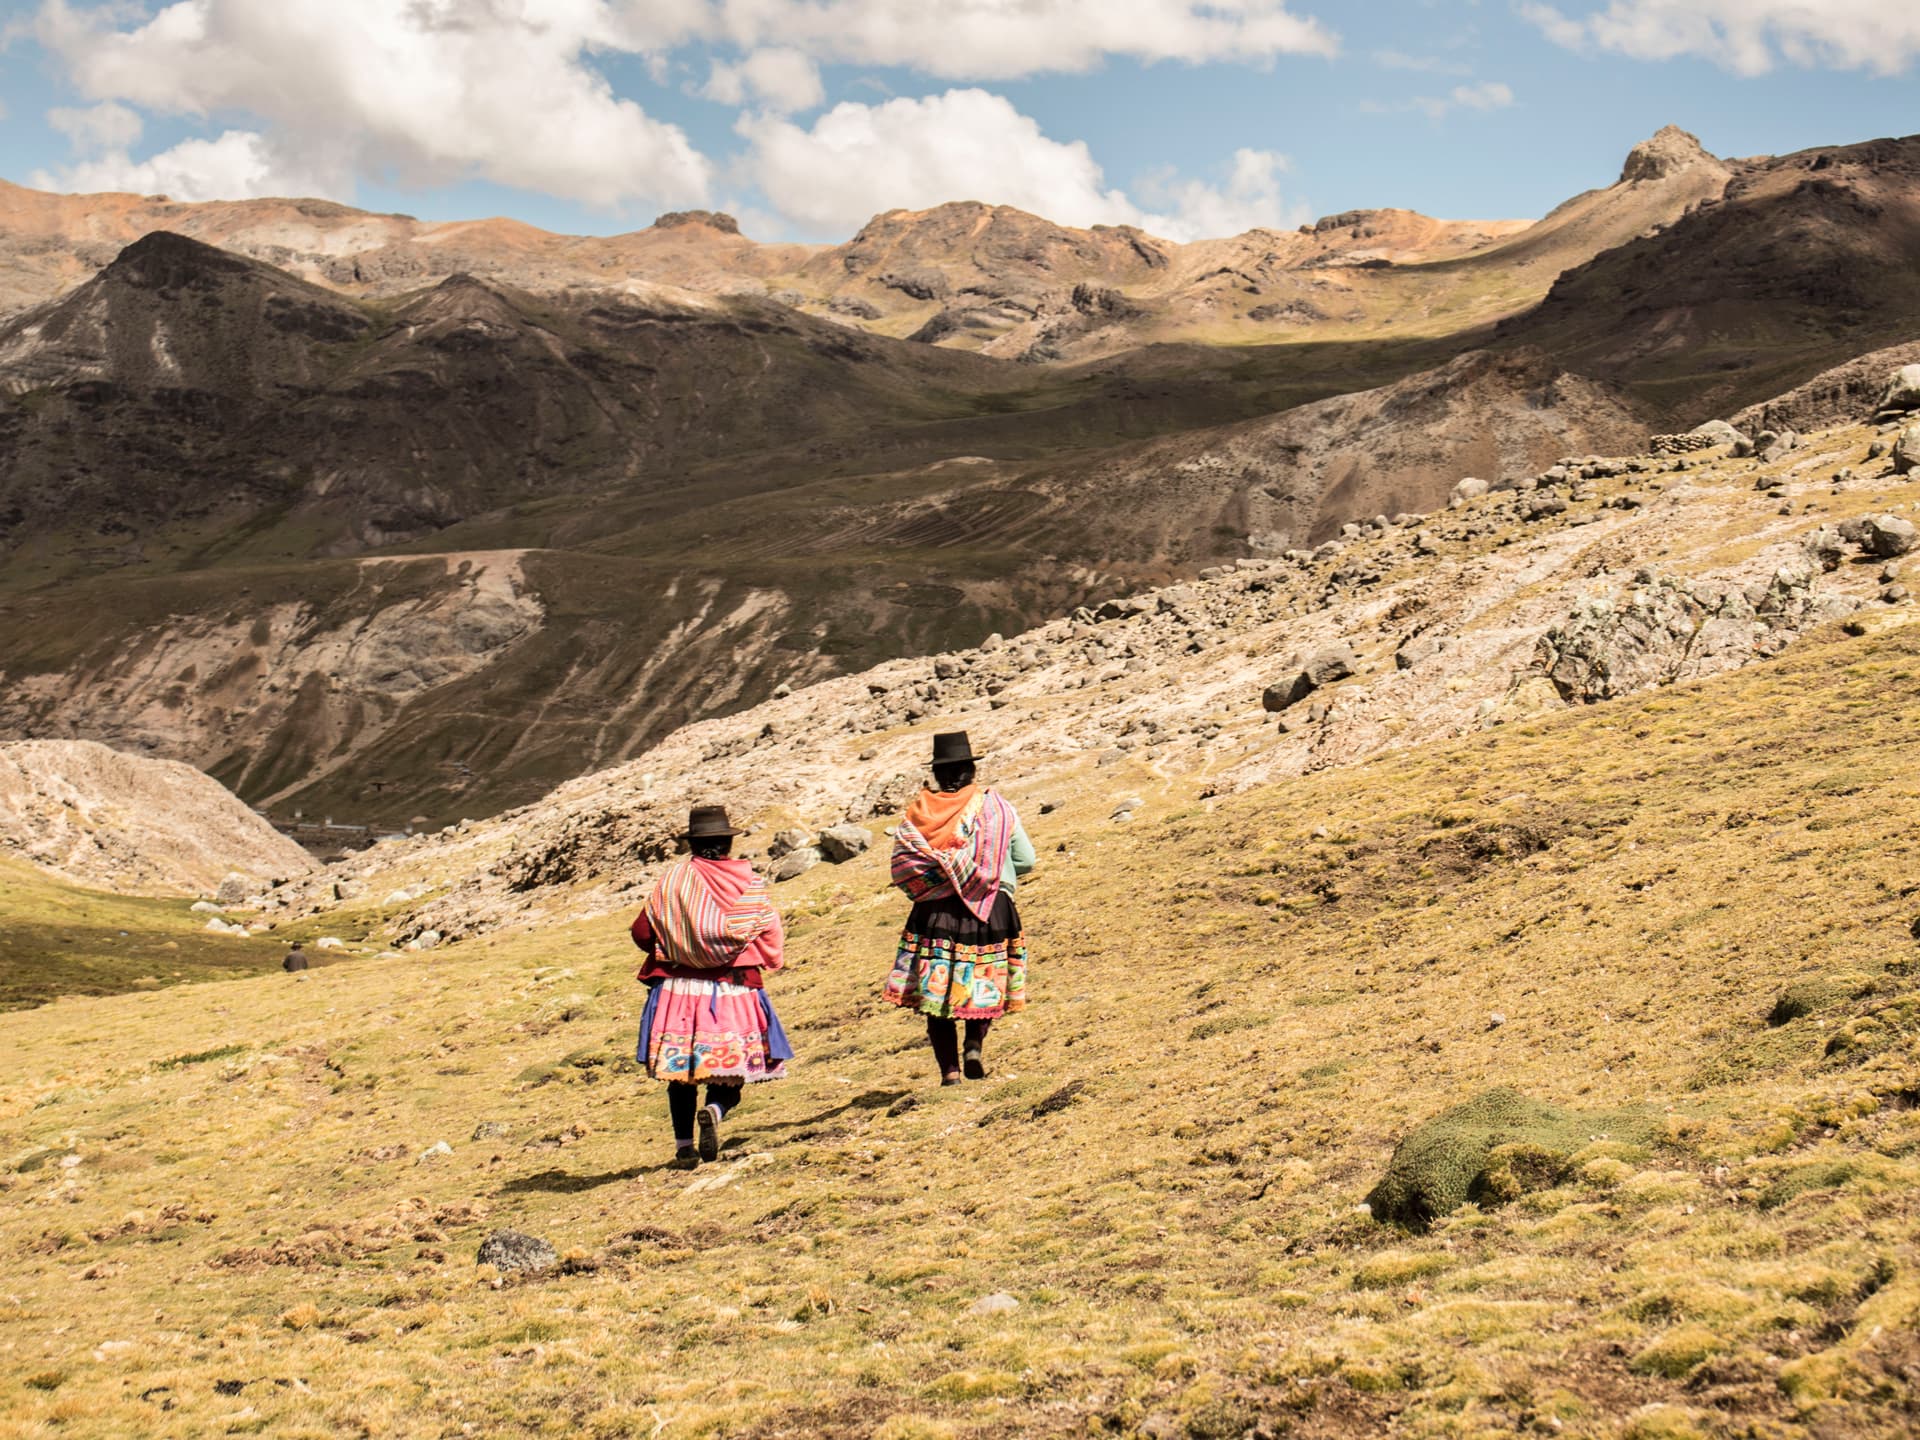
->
xmin=682 ymin=804 xmax=743 ymax=840
xmin=930 ymin=731 xmax=978 ymax=764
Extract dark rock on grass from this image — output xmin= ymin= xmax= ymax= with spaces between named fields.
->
xmin=1364 ymin=1087 xmax=1651 ymax=1228
xmin=477 ymin=1229 xmax=556 ymax=1274
xmin=771 ymin=847 xmax=821 ymax=882
xmin=817 ymin=824 xmax=873 ymax=863
xmin=766 ymin=828 xmax=812 ymax=860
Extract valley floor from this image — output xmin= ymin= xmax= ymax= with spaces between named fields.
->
xmin=6 ymin=616 xmax=1920 ymax=1438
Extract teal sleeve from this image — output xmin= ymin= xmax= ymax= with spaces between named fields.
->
xmin=1009 ymin=821 xmax=1037 ymax=878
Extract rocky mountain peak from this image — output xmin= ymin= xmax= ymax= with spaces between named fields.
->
xmin=1619 ymin=124 xmax=1716 ymax=183
xmin=651 ymin=210 xmax=742 ymax=235
xmin=102 ymin=230 xmax=254 ymax=290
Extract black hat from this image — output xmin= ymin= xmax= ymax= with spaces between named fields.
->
xmin=930 ymin=731 xmax=978 ymax=764
xmin=682 ymin=804 xmax=743 ymax=839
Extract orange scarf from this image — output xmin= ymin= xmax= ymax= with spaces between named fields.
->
xmin=904 ymin=784 xmax=978 ymax=850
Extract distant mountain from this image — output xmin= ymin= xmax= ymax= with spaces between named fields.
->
xmin=1500 ymin=131 xmax=1920 ymax=420
xmin=0 ymin=127 xmax=1724 ymax=362
xmin=4 ymin=127 xmax=1920 ymax=823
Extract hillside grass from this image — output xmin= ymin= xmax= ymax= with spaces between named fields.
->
xmin=0 ymin=857 xmax=293 ymax=1011
xmin=5 ymin=619 xmax=1920 ymax=1436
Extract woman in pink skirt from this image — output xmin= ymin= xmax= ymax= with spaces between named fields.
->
xmin=630 ymin=805 xmax=792 ymax=1169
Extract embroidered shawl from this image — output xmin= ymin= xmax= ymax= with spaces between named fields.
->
xmin=641 ymin=856 xmax=779 ymax=969
xmin=890 ymin=785 xmax=1016 ymax=922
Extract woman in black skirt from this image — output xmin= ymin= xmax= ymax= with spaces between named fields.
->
xmin=884 ymin=731 xmax=1035 ymax=1084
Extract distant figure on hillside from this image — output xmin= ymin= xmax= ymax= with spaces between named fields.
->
xmin=885 ymin=731 xmax=1036 ymax=1085
xmin=282 ymin=942 xmax=309 ymax=972
xmin=630 ymin=805 xmax=792 ymax=1170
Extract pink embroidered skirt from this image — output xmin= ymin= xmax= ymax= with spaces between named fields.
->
xmin=638 ymin=976 xmax=790 ymax=1084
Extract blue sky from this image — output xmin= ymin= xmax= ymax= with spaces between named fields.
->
xmin=0 ymin=1 xmax=1913 ymax=243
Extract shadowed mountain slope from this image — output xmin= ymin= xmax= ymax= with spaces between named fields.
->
xmin=1499 ymin=132 xmax=1920 ymax=423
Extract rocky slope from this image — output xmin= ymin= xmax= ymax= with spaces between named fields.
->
xmin=236 ymin=373 xmax=1919 ymax=951
xmin=0 ymin=739 xmax=315 ymax=894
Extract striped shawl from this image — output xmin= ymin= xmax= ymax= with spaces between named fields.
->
xmin=890 ymin=787 xmax=1016 ymax=922
xmin=642 ymin=857 xmax=778 ymax=969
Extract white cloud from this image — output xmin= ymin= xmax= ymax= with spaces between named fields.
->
xmin=1372 ymin=49 xmax=1470 ymax=75
xmin=30 ymin=129 xmax=332 ymax=202
xmin=1450 ymin=80 xmax=1514 ymax=109
xmin=702 ymin=46 xmax=824 ymax=112
xmin=48 ymin=99 xmax=143 ymax=151
xmin=1521 ymin=1 xmax=1920 ymax=75
xmin=1360 ymin=78 xmax=1516 ymax=121
xmin=700 ymin=0 xmax=1337 ymax=78
xmin=1133 ymin=148 xmax=1309 ymax=239
xmin=31 ymin=0 xmax=714 ymax=209
xmin=739 ymin=89 xmax=1303 ymax=241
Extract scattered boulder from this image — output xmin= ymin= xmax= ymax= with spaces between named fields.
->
xmin=1525 ymin=495 xmax=1568 ymax=521
xmin=1395 ymin=635 xmax=1441 ymax=671
xmin=1892 ymin=423 xmax=1920 ymax=477
xmin=476 ymin=1230 xmax=557 ymax=1275
xmin=215 ymin=873 xmax=252 ymax=906
xmin=1878 ymin=363 xmax=1920 ymax=416
xmin=416 ymin=1141 xmax=452 ymax=1165
xmin=1840 ymin=514 xmax=1918 ymax=559
xmin=471 ymin=1121 xmax=510 ymax=1141
xmin=772 ymin=847 xmax=821 ymax=882
xmin=817 ymin=825 xmax=873 ymax=863
xmin=766 ymin=828 xmax=812 ymax=861
xmin=1261 ymin=645 xmax=1358 ymax=712
xmin=1451 ymin=477 xmax=1488 ymax=503
xmin=1693 ymin=418 xmax=1748 ymax=448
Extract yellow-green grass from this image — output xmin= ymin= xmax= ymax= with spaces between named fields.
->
xmin=7 ymin=619 xmax=1920 ymax=1436
xmin=0 ymin=857 xmax=294 ymax=1011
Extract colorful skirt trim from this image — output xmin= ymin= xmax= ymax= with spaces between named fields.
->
xmin=884 ymin=891 xmax=1028 ymax=1020
xmin=637 ymin=976 xmax=792 ymax=1083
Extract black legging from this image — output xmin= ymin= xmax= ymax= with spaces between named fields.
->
xmin=667 ymin=1080 xmax=743 ymax=1143
xmin=926 ymin=1016 xmax=992 ymax=1075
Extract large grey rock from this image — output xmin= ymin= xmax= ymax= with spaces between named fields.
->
xmin=1689 ymin=419 xmax=1749 ymax=449
xmin=214 ymin=872 xmax=252 ymax=906
xmin=1841 ymin=514 xmax=1919 ymax=558
xmin=1261 ymin=645 xmax=1358 ymax=712
xmin=1395 ymin=635 xmax=1441 ymax=671
xmin=1531 ymin=563 xmax=1841 ymax=704
xmin=766 ymin=828 xmax=812 ymax=860
xmin=1893 ymin=424 xmax=1920 ymax=477
xmin=1451 ymin=476 xmax=1489 ymax=503
xmin=771 ymin=847 xmax=821 ymax=882
xmin=1878 ymin=364 xmax=1920 ymax=415
xmin=1525 ymin=495 xmax=1569 ymax=521
xmin=477 ymin=1230 xmax=556 ymax=1274
xmin=817 ymin=825 xmax=873 ymax=863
